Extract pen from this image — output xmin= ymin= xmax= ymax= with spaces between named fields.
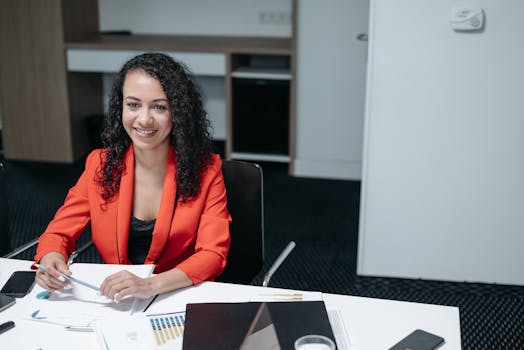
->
xmin=61 ymin=274 xmax=99 ymax=292
xmin=259 ymin=293 xmax=303 ymax=297
xmin=34 ymin=264 xmax=99 ymax=292
xmin=34 ymin=263 xmax=66 ymax=279
xmin=142 ymin=294 xmax=159 ymax=312
xmin=0 ymin=320 xmax=15 ymax=335
xmin=64 ymin=325 xmax=93 ymax=332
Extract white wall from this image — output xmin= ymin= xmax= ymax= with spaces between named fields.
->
xmin=358 ymin=0 xmax=524 ymax=284
xmin=294 ymin=0 xmax=369 ymax=180
xmin=99 ymin=0 xmax=292 ymax=37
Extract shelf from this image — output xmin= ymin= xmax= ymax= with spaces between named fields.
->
xmin=67 ymin=49 xmax=226 ymax=76
xmin=65 ymin=34 xmax=293 ymax=55
xmin=231 ymin=67 xmax=291 ymax=80
xmin=230 ymin=152 xmax=290 ymax=163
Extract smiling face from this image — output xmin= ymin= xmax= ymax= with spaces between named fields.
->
xmin=121 ymin=69 xmax=172 ymax=153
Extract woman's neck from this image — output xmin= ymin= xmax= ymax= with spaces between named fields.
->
xmin=133 ymin=143 xmax=170 ymax=170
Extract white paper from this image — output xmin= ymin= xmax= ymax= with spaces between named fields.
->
xmin=93 ymin=315 xmax=157 ymax=350
xmin=66 ymin=263 xmax=154 ymax=303
xmin=23 ymin=263 xmax=155 ymax=327
xmin=94 ymin=312 xmax=185 ymax=350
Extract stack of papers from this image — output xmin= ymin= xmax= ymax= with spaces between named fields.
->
xmin=24 ymin=263 xmax=154 ymax=328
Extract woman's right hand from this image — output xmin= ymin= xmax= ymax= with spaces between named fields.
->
xmin=35 ymin=252 xmax=71 ymax=291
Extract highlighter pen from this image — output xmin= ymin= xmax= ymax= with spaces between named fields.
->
xmin=61 ymin=274 xmax=99 ymax=292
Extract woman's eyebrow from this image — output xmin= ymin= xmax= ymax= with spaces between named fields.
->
xmin=124 ymin=96 xmax=168 ymax=103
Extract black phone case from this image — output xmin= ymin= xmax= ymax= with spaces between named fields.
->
xmin=0 ymin=271 xmax=36 ymax=297
xmin=389 ymin=329 xmax=445 ymax=350
xmin=0 ymin=294 xmax=16 ymax=312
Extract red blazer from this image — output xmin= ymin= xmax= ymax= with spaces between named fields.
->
xmin=35 ymin=146 xmax=231 ymax=284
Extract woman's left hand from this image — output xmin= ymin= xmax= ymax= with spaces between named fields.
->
xmin=99 ymin=270 xmax=155 ymax=302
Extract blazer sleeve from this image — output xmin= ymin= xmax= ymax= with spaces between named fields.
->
xmin=34 ymin=151 xmax=99 ymax=263
xmin=175 ymin=156 xmax=232 ymax=284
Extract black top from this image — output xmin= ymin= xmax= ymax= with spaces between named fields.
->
xmin=128 ymin=216 xmax=155 ymax=264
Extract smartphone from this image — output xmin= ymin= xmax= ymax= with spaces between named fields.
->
xmin=0 ymin=271 xmax=36 ymax=297
xmin=389 ymin=329 xmax=445 ymax=350
xmin=0 ymin=294 xmax=16 ymax=312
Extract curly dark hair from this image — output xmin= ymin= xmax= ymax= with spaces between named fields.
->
xmin=98 ymin=52 xmax=214 ymax=203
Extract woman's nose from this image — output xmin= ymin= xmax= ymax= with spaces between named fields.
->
xmin=136 ymin=107 xmax=153 ymax=126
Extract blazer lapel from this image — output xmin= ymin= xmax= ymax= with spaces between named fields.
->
xmin=145 ymin=147 xmax=177 ymax=264
xmin=116 ymin=146 xmax=135 ymax=264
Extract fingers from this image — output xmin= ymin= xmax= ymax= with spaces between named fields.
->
xmin=36 ymin=252 xmax=70 ymax=291
xmin=41 ymin=252 xmax=70 ymax=275
xmin=100 ymin=271 xmax=131 ymax=300
xmin=100 ymin=271 xmax=129 ymax=295
xmin=99 ymin=271 xmax=151 ymax=302
xmin=35 ymin=269 xmax=67 ymax=291
xmin=112 ymin=286 xmax=135 ymax=303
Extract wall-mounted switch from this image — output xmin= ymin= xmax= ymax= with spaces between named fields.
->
xmin=258 ymin=12 xmax=291 ymax=25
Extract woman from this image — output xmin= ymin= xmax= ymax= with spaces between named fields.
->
xmin=34 ymin=53 xmax=231 ymax=302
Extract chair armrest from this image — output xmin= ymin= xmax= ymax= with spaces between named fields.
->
xmin=3 ymin=237 xmax=39 ymax=259
xmin=4 ymin=239 xmax=94 ymax=261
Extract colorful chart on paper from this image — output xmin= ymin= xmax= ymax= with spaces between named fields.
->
xmin=148 ymin=311 xmax=185 ymax=347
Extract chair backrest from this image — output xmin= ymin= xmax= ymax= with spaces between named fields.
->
xmin=0 ymin=162 xmax=11 ymax=256
xmin=217 ymin=160 xmax=264 ymax=284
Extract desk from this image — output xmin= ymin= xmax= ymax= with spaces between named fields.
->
xmin=0 ymin=258 xmax=461 ymax=349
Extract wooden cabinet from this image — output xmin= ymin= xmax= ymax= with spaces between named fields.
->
xmin=0 ymin=0 xmax=102 ymax=163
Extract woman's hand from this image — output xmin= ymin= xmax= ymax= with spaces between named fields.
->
xmin=99 ymin=270 xmax=155 ymax=302
xmin=35 ymin=252 xmax=71 ymax=292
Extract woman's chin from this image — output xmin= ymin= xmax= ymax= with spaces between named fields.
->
xmin=131 ymin=138 xmax=170 ymax=152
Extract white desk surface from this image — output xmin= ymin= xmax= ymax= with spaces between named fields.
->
xmin=0 ymin=258 xmax=461 ymax=349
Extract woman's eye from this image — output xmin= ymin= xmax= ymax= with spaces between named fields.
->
xmin=153 ymin=105 xmax=168 ymax=112
xmin=127 ymin=103 xmax=140 ymax=110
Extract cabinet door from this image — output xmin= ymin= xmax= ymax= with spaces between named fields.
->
xmin=294 ymin=0 xmax=369 ymax=179
xmin=232 ymin=78 xmax=290 ymax=156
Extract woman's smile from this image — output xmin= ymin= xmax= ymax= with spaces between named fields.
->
xmin=134 ymin=128 xmax=157 ymax=136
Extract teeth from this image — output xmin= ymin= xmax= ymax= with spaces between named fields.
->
xmin=136 ymin=129 xmax=156 ymax=135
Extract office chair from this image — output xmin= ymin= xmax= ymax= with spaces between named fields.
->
xmin=0 ymin=160 xmax=91 ymax=260
xmin=0 ymin=161 xmax=11 ymax=256
xmin=217 ymin=160 xmax=264 ymax=284
xmin=0 ymin=160 xmax=42 ymax=258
